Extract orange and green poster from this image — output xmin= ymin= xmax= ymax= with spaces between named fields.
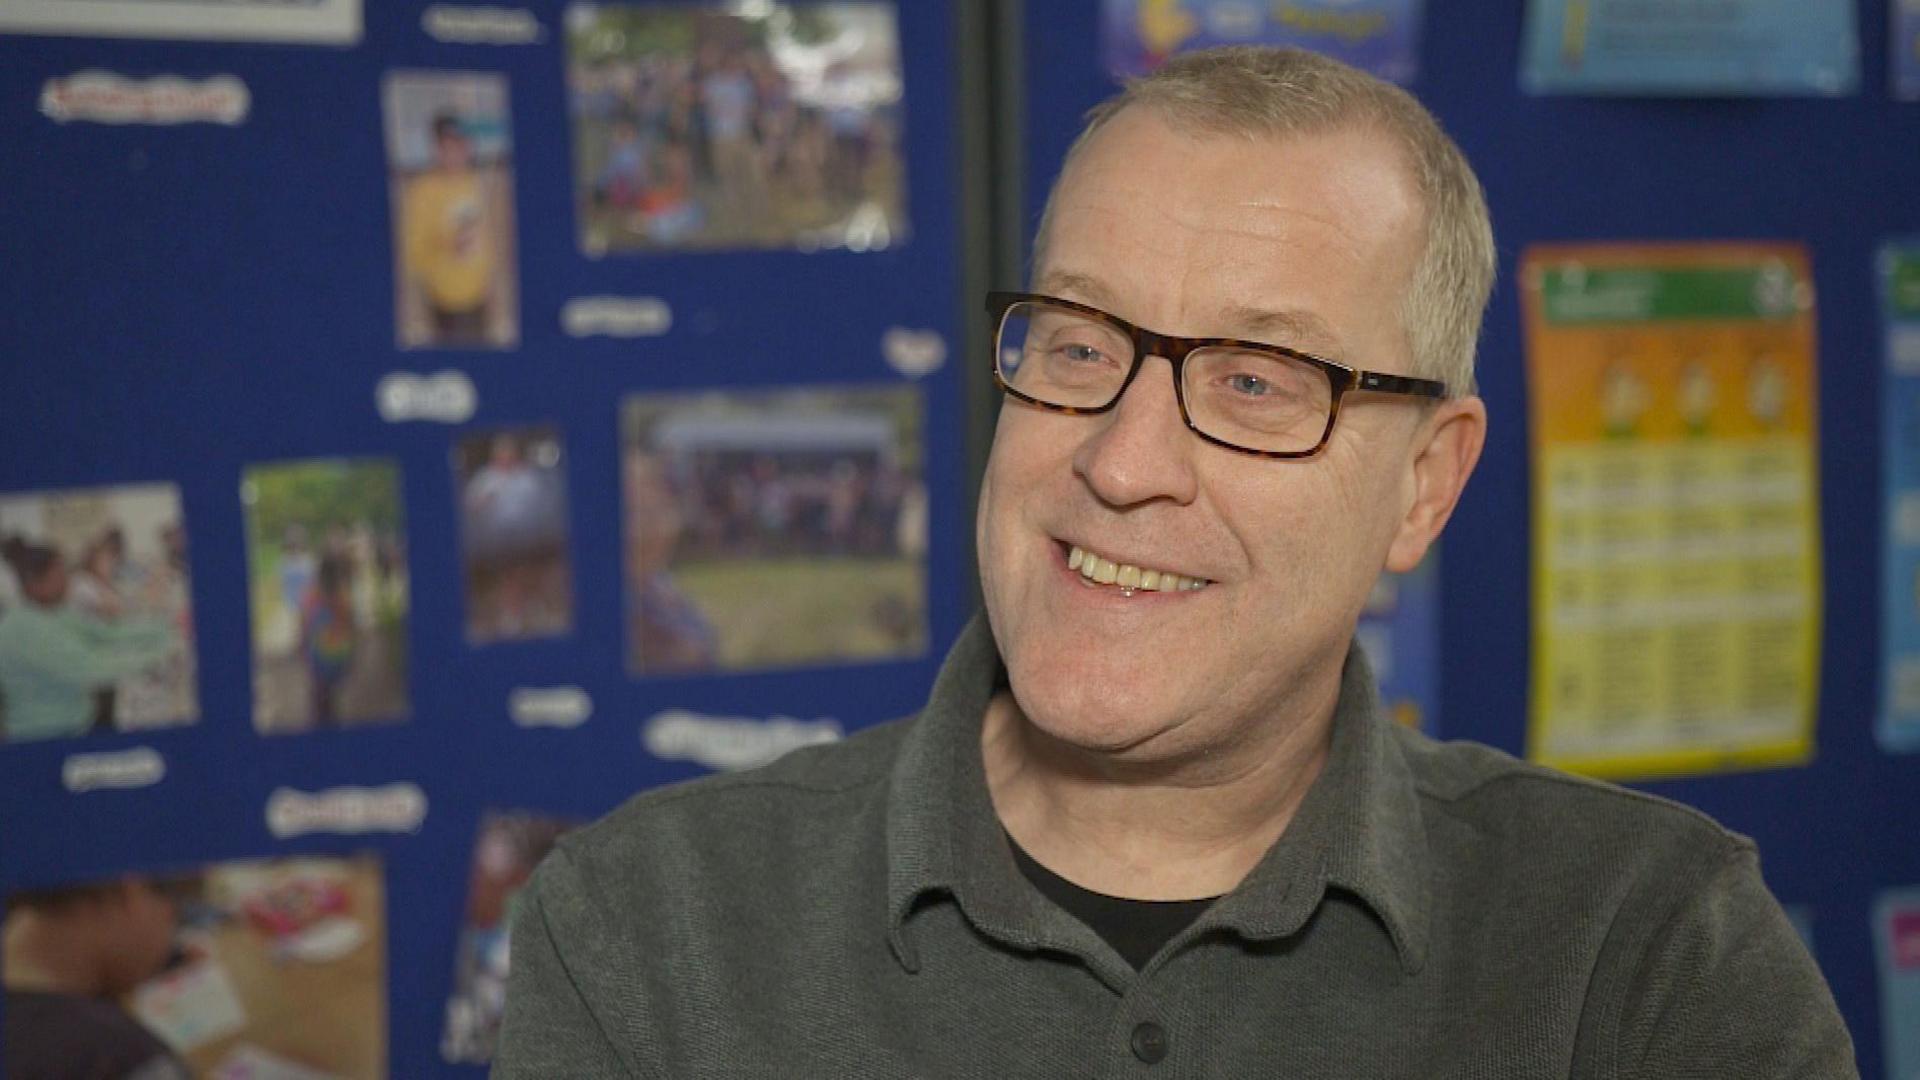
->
xmin=1522 ymin=243 xmax=1823 ymax=780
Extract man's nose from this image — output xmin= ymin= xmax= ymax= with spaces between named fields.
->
xmin=1071 ymin=356 xmax=1200 ymax=508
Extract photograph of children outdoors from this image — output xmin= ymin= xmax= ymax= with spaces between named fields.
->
xmin=567 ymin=2 xmax=907 ymax=253
xmin=243 ymin=460 xmax=410 ymax=734
xmin=621 ymin=385 xmax=927 ymax=674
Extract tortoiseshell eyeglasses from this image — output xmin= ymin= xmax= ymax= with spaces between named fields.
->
xmin=987 ymin=291 xmax=1447 ymax=459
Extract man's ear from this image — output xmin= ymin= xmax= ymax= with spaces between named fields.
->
xmin=1385 ymin=396 xmax=1486 ymax=573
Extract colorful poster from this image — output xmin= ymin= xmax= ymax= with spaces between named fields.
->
xmin=1521 ymin=0 xmax=1858 ymax=96
xmin=0 ymin=0 xmax=360 ymax=43
xmin=1522 ymin=243 xmax=1823 ymax=780
xmin=620 ymin=384 xmax=928 ymax=674
xmin=0 ymin=483 xmax=197 ymax=743
xmin=1100 ymin=0 xmax=1423 ymax=83
xmin=1882 ymin=243 xmax=1920 ymax=754
xmin=565 ymin=3 xmax=907 ymax=255
xmin=1898 ymin=0 xmax=1920 ymax=101
xmin=1356 ymin=554 xmax=1440 ymax=734
xmin=1878 ymin=889 xmax=1920 ymax=1080
xmin=384 ymin=71 xmax=519 ymax=351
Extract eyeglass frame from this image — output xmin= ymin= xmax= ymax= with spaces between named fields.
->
xmin=986 ymin=291 xmax=1449 ymax=460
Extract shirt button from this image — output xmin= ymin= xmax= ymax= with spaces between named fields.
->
xmin=1130 ymin=1021 xmax=1169 ymax=1064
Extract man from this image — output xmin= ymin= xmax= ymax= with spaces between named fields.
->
xmin=496 ymin=47 xmax=1853 ymax=1078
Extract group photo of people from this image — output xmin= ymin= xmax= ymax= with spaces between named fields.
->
xmin=0 ymin=484 xmax=197 ymax=743
xmin=567 ymin=2 xmax=907 ymax=252
xmin=243 ymin=460 xmax=410 ymax=734
xmin=621 ymin=385 xmax=928 ymax=674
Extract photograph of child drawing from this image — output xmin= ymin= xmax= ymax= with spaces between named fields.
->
xmin=567 ymin=2 xmax=907 ymax=253
xmin=243 ymin=459 xmax=409 ymax=734
xmin=3 ymin=855 xmax=387 ymax=1079
xmin=0 ymin=483 xmax=196 ymax=743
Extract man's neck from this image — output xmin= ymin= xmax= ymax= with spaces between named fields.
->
xmin=980 ymin=673 xmax=1339 ymax=902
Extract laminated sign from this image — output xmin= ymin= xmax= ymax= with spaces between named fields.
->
xmin=1522 ymin=243 xmax=1823 ymax=780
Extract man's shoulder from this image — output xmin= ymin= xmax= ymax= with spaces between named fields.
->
xmin=1389 ymin=723 xmax=1752 ymax=862
xmin=546 ymin=715 xmax=914 ymax=886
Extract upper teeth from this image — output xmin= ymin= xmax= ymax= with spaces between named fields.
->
xmin=1067 ymin=545 xmax=1208 ymax=592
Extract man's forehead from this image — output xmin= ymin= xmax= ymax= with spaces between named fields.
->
xmin=1031 ymin=267 xmax=1349 ymax=358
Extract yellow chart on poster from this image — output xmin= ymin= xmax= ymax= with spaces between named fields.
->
xmin=1522 ymin=243 xmax=1823 ymax=780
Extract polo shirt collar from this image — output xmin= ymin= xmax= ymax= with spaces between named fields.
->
xmin=885 ymin=614 xmax=1431 ymax=976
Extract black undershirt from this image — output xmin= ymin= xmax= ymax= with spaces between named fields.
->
xmin=1008 ymin=837 xmax=1220 ymax=971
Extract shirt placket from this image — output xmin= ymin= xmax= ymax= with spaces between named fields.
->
xmin=1095 ymin=966 xmax=1187 ymax=1080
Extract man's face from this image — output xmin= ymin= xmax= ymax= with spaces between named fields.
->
xmin=977 ymin=107 xmax=1453 ymax=758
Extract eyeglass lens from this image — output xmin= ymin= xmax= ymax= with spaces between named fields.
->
xmin=995 ymin=300 xmax=1334 ymax=455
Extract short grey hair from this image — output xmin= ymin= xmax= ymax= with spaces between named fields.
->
xmin=1034 ymin=46 xmax=1495 ymax=396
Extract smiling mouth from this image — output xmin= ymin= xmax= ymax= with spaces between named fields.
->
xmin=1063 ymin=542 xmax=1211 ymax=596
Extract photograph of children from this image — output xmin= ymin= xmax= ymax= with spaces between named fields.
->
xmin=454 ymin=426 xmax=574 ymax=644
xmin=384 ymin=71 xmax=519 ymax=350
xmin=440 ymin=811 xmax=580 ymax=1064
xmin=621 ymin=385 xmax=928 ymax=674
xmin=566 ymin=2 xmax=908 ymax=254
xmin=242 ymin=459 xmax=410 ymax=734
xmin=0 ymin=483 xmax=196 ymax=744
xmin=3 ymin=855 xmax=386 ymax=1079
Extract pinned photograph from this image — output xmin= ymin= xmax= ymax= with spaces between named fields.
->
xmin=384 ymin=71 xmax=519 ymax=350
xmin=454 ymin=426 xmax=574 ymax=643
xmin=242 ymin=459 xmax=409 ymax=734
xmin=0 ymin=0 xmax=361 ymax=44
xmin=441 ymin=811 xmax=580 ymax=1064
xmin=566 ymin=2 xmax=908 ymax=253
xmin=2 ymin=855 xmax=386 ymax=1078
xmin=621 ymin=385 xmax=927 ymax=674
xmin=0 ymin=483 xmax=196 ymax=744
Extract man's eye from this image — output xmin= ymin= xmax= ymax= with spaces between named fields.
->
xmin=1059 ymin=343 xmax=1106 ymax=363
xmin=1227 ymin=373 xmax=1273 ymax=396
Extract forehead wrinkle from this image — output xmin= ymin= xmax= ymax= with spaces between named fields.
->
xmin=1032 ymin=269 xmax=1119 ymax=310
xmin=1042 ymin=176 xmax=1390 ymax=357
xmin=1035 ymin=263 xmax=1347 ymax=358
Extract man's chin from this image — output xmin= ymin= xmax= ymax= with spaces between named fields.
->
xmin=1007 ymin=669 xmax=1188 ymax=758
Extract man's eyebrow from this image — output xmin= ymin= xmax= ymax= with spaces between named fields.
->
xmin=1216 ymin=304 xmax=1344 ymax=358
xmin=1032 ymin=270 xmax=1115 ymax=309
xmin=1035 ymin=270 xmax=1346 ymax=358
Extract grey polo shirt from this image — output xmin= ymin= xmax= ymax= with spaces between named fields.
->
xmin=494 ymin=615 xmax=1855 ymax=1079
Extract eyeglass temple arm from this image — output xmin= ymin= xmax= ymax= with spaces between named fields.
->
xmin=1355 ymin=370 xmax=1448 ymax=399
